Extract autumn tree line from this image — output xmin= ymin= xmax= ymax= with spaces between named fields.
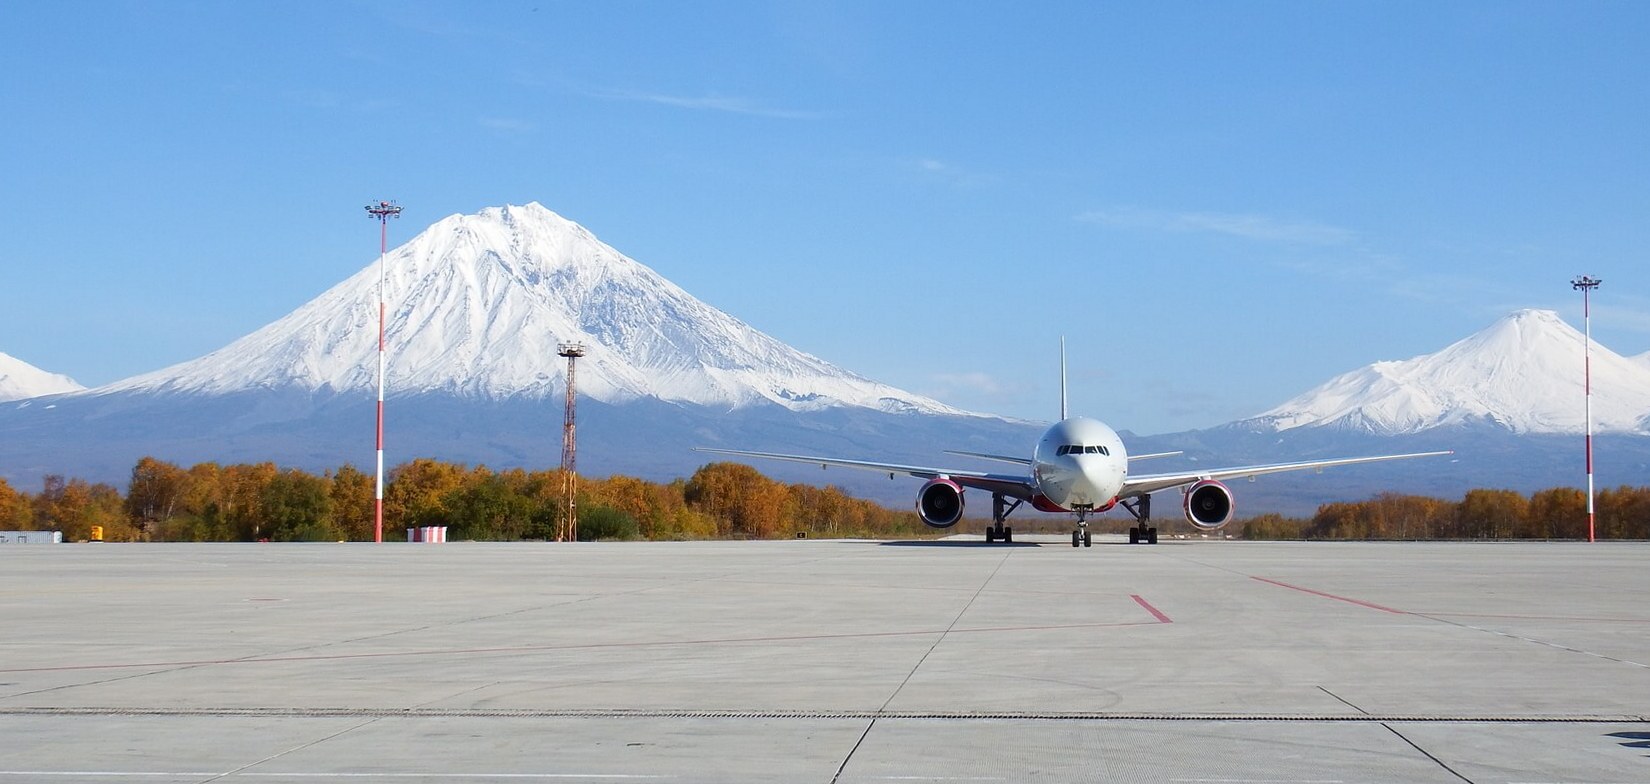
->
xmin=2 ymin=456 xmax=1647 ymax=542
xmin=1240 ymin=487 xmax=1650 ymax=540
xmin=0 ymin=457 xmax=935 ymax=542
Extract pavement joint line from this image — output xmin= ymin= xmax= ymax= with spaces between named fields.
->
xmin=1379 ymin=723 xmax=1474 ymax=783
xmin=198 ymin=715 xmax=384 ymax=784
xmin=0 ymin=549 xmax=928 ymax=682
xmin=1409 ymin=614 xmax=1650 ymax=670
xmin=0 ymin=618 xmax=1166 ymax=676
xmin=1243 ymin=575 xmax=1650 ymax=671
xmin=1315 ymin=686 xmax=1371 ymax=715
xmin=832 ymin=545 xmax=1016 ymax=784
xmin=1407 ymin=612 xmax=1650 ymax=624
xmin=0 ymin=773 xmax=671 ymax=779
xmin=172 ymin=551 xmax=879 ymax=686
xmin=5 ymin=707 xmax=1645 ymax=722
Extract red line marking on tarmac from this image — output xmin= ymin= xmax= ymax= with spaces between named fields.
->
xmin=1249 ymin=577 xmax=1405 ymax=615
xmin=1131 ymin=594 xmax=1173 ymax=624
xmin=0 ymin=619 xmax=1166 ymax=675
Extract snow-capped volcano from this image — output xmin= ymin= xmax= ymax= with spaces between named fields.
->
xmin=1240 ymin=309 xmax=1650 ymax=435
xmin=99 ymin=202 xmax=966 ymax=416
xmin=0 ymin=351 xmax=84 ymax=402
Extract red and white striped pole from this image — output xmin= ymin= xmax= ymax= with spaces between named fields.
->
xmin=366 ymin=200 xmax=402 ymax=543
xmin=1572 ymin=275 xmax=1601 ymax=543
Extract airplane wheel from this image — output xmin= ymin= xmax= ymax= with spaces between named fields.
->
xmin=985 ymin=527 xmax=996 ymax=543
xmin=1147 ymin=527 xmax=1158 ymax=545
xmin=1083 ymin=530 xmax=1092 ymax=547
xmin=1128 ymin=527 xmax=1139 ymax=544
xmin=1071 ymin=531 xmax=1080 ymax=547
xmin=1003 ymin=527 xmax=1012 ymax=543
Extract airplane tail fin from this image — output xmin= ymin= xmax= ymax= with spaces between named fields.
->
xmin=1060 ymin=336 xmax=1068 ymax=420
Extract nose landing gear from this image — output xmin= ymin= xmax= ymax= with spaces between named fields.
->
xmin=1070 ymin=508 xmax=1093 ymax=547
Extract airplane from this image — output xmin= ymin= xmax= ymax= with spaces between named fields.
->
xmin=696 ymin=342 xmax=1451 ymax=547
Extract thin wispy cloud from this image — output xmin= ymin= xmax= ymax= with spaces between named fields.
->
xmin=1592 ymin=303 xmax=1650 ymax=336
xmin=907 ymin=157 xmax=986 ymax=188
xmin=931 ymin=371 xmax=1008 ymax=396
xmin=1078 ymin=208 xmax=1357 ymax=245
xmin=590 ymin=88 xmax=823 ymax=120
xmin=479 ymin=116 xmax=534 ymax=133
xmin=276 ymin=87 xmax=395 ymax=113
xmin=925 ymin=371 xmax=1033 ymax=407
xmin=1081 ymin=207 xmax=1502 ymax=310
xmin=284 ymin=89 xmax=341 ymax=109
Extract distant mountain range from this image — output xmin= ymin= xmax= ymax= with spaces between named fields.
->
xmin=0 ymin=352 xmax=83 ymax=403
xmin=1128 ymin=309 xmax=1650 ymax=513
xmin=0 ymin=204 xmax=1030 ymax=499
xmin=1240 ymin=308 xmax=1650 ymax=435
xmin=3 ymin=204 xmax=1646 ymax=516
xmin=99 ymin=203 xmax=970 ymax=416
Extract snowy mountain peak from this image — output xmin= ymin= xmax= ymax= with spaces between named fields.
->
xmin=96 ymin=203 xmax=970 ymax=416
xmin=0 ymin=352 xmax=84 ymax=402
xmin=1240 ymin=308 xmax=1650 ymax=435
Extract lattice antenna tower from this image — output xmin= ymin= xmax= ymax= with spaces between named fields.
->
xmin=364 ymin=200 xmax=403 ymax=543
xmin=557 ymin=342 xmax=587 ymax=542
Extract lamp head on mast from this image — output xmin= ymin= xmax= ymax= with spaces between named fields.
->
xmin=365 ymin=201 xmax=403 ymax=221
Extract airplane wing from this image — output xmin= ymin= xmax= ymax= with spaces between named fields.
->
xmin=693 ymin=447 xmax=1038 ymax=499
xmin=943 ymin=449 xmax=1183 ymax=464
xmin=1120 ymin=451 xmax=1453 ymax=498
xmin=943 ymin=449 xmax=1031 ymax=466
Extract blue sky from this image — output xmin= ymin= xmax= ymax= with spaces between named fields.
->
xmin=3 ymin=1 xmax=1647 ymax=434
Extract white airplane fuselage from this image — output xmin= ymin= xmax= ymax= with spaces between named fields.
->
xmin=1030 ymin=416 xmax=1129 ymax=512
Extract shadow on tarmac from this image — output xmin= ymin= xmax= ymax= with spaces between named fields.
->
xmin=877 ymin=537 xmax=1192 ymax=548
xmin=1608 ymin=731 xmax=1650 ymax=756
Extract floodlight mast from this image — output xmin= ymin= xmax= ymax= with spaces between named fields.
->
xmin=366 ymin=200 xmax=403 ymax=543
xmin=1571 ymin=275 xmax=1601 ymax=543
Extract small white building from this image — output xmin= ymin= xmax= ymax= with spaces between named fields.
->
xmin=0 ymin=531 xmax=63 ymax=544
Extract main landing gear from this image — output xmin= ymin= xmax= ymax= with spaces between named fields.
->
xmin=1070 ymin=509 xmax=1092 ymax=548
xmin=983 ymin=493 xmax=1020 ymax=543
xmin=1120 ymin=494 xmax=1158 ymax=545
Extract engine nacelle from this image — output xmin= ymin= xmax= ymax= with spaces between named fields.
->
xmin=1183 ymin=479 xmax=1235 ymax=530
xmin=916 ymin=478 xmax=966 ymax=529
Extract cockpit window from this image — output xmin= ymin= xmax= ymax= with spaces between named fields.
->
xmin=1057 ymin=444 xmax=1112 ymax=456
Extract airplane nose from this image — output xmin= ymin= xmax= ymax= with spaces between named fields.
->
xmin=1070 ymin=461 xmax=1107 ymax=505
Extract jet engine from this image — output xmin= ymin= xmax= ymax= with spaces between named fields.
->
xmin=1183 ymin=479 xmax=1234 ymax=530
xmin=916 ymin=478 xmax=966 ymax=529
